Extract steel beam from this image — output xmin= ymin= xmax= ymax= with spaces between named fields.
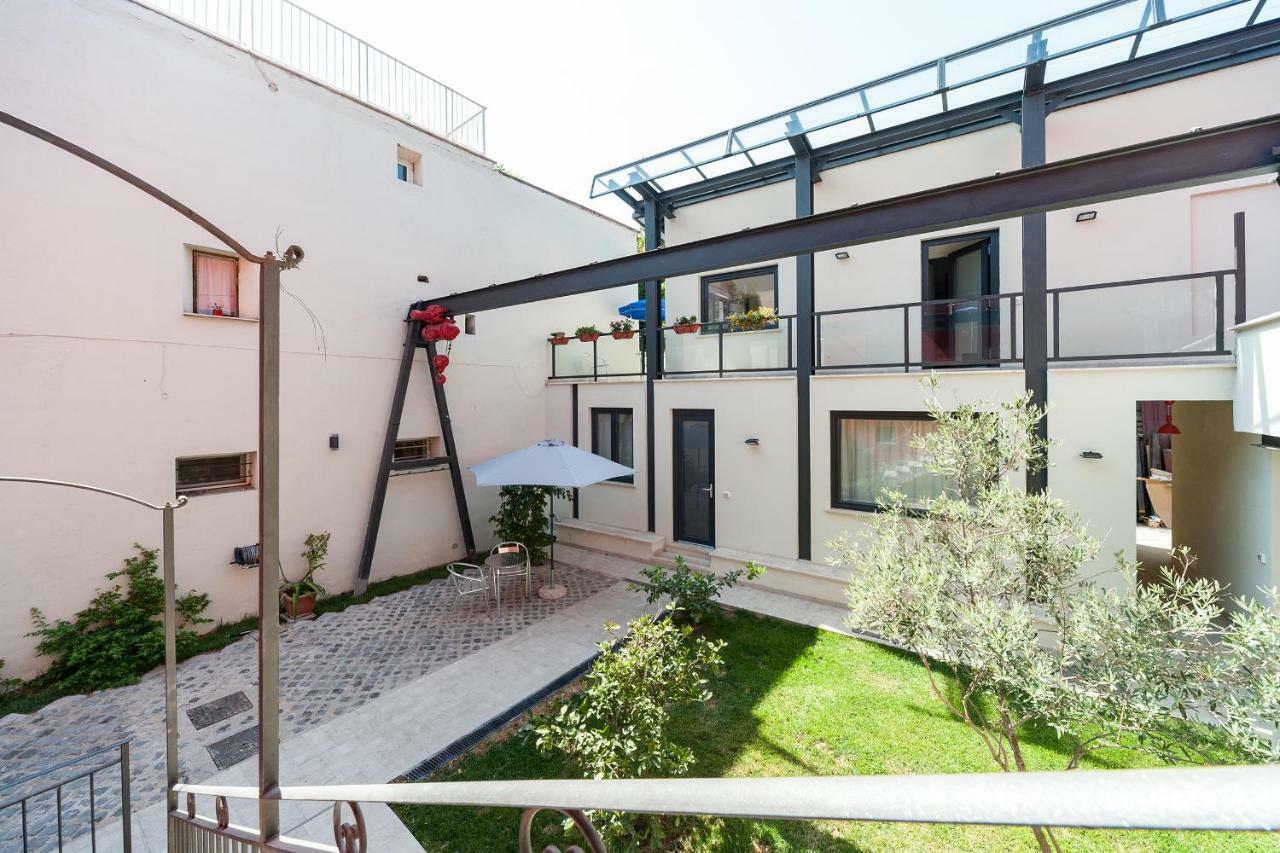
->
xmin=442 ymin=115 xmax=1280 ymax=314
xmin=1021 ymin=68 xmax=1050 ymax=495
xmin=794 ymin=153 xmax=815 ymax=562
xmin=257 ymin=259 xmax=282 ymax=844
xmin=355 ymin=320 xmax=421 ymax=595
xmin=426 ymin=339 xmax=477 ymax=556
xmin=571 ymin=383 xmax=580 ymax=519
xmin=643 ymin=200 xmax=661 ymax=533
xmin=1234 ymin=210 xmax=1248 ymax=323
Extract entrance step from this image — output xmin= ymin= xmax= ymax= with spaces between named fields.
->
xmin=654 ymin=549 xmax=711 ymax=572
xmin=555 ymin=519 xmax=664 ymax=561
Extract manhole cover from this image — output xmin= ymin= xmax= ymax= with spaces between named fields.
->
xmin=187 ymin=691 xmax=253 ymax=730
xmin=207 ymin=725 xmax=259 ymax=770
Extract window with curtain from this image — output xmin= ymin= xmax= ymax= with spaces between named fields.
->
xmin=831 ymin=412 xmax=946 ymax=511
xmin=176 ymin=453 xmax=254 ymax=495
xmin=193 ymin=250 xmax=239 ymax=317
xmin=591 ymin=408 xmax=634 ymax=483
xmin=700 ymin=266 xmax=777 ymax=329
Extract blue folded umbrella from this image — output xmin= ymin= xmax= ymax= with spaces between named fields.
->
xmin=617 ymin=298 xmax=665 ymax=322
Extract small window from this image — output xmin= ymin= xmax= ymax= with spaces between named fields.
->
xmin=464 ymin=313 xmax=476 ymax=335
xmin=394 ymin=437 xmax=442 ymax=462
xmin=177 ymin=453 xmax=253 ymax=495
xmin=591 ymin=409 xmax=634 ymax=483
xmin=395 ymin=145 xmax=422 ymax=186
xmin=193 ymin=251 xmax=239 ymax=317
xmin=831 ymin=412 xmax=945 ymax=512
xmin=701 ymin=266 xmax=778 ymax=331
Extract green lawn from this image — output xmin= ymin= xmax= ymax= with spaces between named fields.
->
xmin=394 ymin=610 xmax=1275 ymax=852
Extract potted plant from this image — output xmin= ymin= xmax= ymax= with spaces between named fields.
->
xmin=673 ymin=315 xmax=700 ymax=334
xmin=575 ymin=325 xmax=602 ymax=343
xmin=728 ymin=306 xmax=778 ymax=332
xmin=548 ymin=331 xmax=570 ymax=345
xmin=280 ymin=531 xmax=329 ymax=618
xmin=609 ymin=319 xmax=636 ymax=340
xmin=211 ymin=303 xmax=224 ymax=317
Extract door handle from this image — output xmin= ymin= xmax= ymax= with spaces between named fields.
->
xmin=703 ymin=483 xmax=714 ymax=496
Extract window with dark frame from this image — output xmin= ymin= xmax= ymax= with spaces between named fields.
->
xmin=830 ymin=412 xmax=946 ymax=512
xmin=192 ymin=250 xmax=239 ymax=317
xmin=591 ymin=408 xmax=634 ymax=483
xmin=700 ymin=266 xmax=778 ymax=331
xmin=176 ymin=453 xmax=254 ymax=495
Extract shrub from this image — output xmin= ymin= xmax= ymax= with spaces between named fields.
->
xmin=282 ymin=531 xmax=330 ymax=601
xmin=29 ymin=544 xmax=210 ymax=693
xmin=489 ymin=485 xmax=569 ymax=564
xmin=834 ymin=377 xmax=1280 ymax=852
xmin=635 ymin=556 xmax=763 ymax=623
xmin=528 ymin=615 xmax=725 ymax=846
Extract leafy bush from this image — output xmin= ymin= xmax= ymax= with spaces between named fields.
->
xmin=528 ymin=615 xmax=725 ymax=846
xmin=835 ymin=377 xmax=1280 ymax=853
xmin=489 ymin=485 xmax=569 ymax=564
xmin=29 ymin=544 xmax=210 ymax=693
xmin=282 ymin=531 xmax=330 ymax=600
xmin=635 ymin=556 xmax=763 ymax=623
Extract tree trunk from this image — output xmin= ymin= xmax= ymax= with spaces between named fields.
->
xmin=1004 ymin=709 xmax=1059 ymax=853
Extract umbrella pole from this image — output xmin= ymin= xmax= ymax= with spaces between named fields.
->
xmin=538 ymin=489 xmax=567 ymax=600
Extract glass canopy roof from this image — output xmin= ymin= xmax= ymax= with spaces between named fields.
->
xmin=590 ymin=0 xmax=1276 ymax=199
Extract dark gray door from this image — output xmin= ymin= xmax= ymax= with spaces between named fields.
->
xmin=673 ymin=410 xmax=714 ymax=546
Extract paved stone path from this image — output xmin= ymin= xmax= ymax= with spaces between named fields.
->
xmin=0 ymin=564 xmax=613 ymax=852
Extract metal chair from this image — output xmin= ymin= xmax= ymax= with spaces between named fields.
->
xmin=446 ymin=562 xmax=492 ymax=611
xmin=489 ymin=541 xmax=532 ymax=605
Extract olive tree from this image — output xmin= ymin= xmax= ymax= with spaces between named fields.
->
xmin=832 ymin=378 xmax=1280 ymax=852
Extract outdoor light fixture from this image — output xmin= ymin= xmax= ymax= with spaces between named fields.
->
xmin=329 ymin=433 xmax=340 ymax=450
xmin=417 ymin=274 xmax=430 ymax=283
xmin=1075 ymin=210 xmax=1098 ymax=222
xmin=1080 ymin=450 xmax=1103 ymax=459
xmin=834 ymin=251 xmax=850 ymax=260
xmin=745 ymin=437 xmax=760 ymax=446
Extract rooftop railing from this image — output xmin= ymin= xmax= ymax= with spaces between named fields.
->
xmin=140 ymin=0 xmax=487 ymax=153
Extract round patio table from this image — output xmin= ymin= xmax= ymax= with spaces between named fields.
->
xmin=483 ymin=550 xmax=529 ymax=610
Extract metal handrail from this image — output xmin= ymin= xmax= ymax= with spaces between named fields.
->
xmin=0 ymin=477 xmax=188 ymax=511
xmin=0 ymin=741 xmax=132 ymax=851
xmin=662 ymin=314 xmax=797 ymax=378
xmin=139 ymin=0 xmax=487 ymax=153
xmin=174 ymin=763 xmax=1280 ymax=833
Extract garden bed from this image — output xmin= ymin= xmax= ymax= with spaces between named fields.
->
xmin=393 ymin=610 xmax=1273 ymax=852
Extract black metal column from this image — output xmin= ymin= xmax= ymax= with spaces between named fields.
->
xmin=571 ymin=383 xmax=580 ymax=519
xmin=1234 ymin=210 xmax=1247 ymax=324
xmin=794 ymin=152 xmax=815 ymax=560
xmin=1022 ymin=56 xmax=1050 ymax=494
xmin=643 ymin=199 xmax=661 ymax=533
xmin=426 ymin=339 xmax=477 ymax=557
xmin=355 ymin=320 xmax=420 ymax=595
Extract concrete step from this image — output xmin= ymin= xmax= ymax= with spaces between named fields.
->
xmin=654 ymin=549 xmax=711 ymax=572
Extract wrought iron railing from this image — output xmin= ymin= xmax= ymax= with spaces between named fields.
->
xmin=0 ymin=741 xmax=132 ymax=853
xmin=139 ymin=0 xmax=487 ymax=152
xmin=170 ymin=763 xmax=1280 ymax=851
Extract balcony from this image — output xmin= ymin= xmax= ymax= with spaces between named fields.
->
xmin=549 ymin=266 xmax=1242 ymax=381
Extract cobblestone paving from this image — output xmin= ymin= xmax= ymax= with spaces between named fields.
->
xmin=0 ymin=564 xmax=615 ymax=851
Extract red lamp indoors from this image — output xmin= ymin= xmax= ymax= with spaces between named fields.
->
xmin=1156 ymin=400 xmax=1181 ymax=436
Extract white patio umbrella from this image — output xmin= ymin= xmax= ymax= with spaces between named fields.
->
xmin=469 ymin=439 xmax=634 ymax=599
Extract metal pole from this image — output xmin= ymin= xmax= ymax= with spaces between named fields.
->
xmin=1234 ymin=210 xmax=1247 ymax=324
xmin=794 ymin=151 xmax=815 ymax=561
xmin=119 ymin=743 xmax=131 ymax=853
xmin=643 ymin=199 xmax=660 ymax=534
xmin=162 ymin=503 xmax=178 ymax=815
xmin=258 ymin=258 xmax=282 ymax=844
xmin=1021 ymin=61 xmax=1050 ymax=494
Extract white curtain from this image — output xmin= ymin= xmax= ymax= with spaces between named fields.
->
xmin=837 ymin=417 xmax=945 ymax=508
xmin=194 ymin=252 xmax=238 ymax=315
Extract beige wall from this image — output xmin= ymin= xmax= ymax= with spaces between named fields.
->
xmin=1234 ymin=312 xmax=1280 ymax=435
xmin=1173 ymin=401 xmax=1280 ymax=599
xmin=0 ymin=0 xmax=635 ymax=677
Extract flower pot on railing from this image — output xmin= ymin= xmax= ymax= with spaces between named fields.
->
xmin=575 ymin=327 xmax=602 ymax=343
xmin=548 ymin=333 xmax=570 ymax=346
xmin=673 ymin=317 xmax=700 ymax=334
xmin=611 ymin=330 xmax=636 ymax=340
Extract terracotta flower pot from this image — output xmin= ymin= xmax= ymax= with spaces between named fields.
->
xmin=577 ymin=333 xmax=601 ymax=343
xmin=611 ymin=330 xmax=636 ymax=340
xmin=281 ymin=592 xmax=316 ymax=618
xmin=674 ymin=323 xmax=700 ymax=334
xmin=549 ymin=336 xmax=569 ymax=346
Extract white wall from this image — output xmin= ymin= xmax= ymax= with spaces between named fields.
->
xmin=1234 ymin=312 xmax=1280 ymax=435
xmin=0 ymin=0 xmax=635 ymax=677
xmin=1173 ymin=401 xmax=1280 ymax=600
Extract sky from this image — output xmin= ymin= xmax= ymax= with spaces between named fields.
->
xmin=295 ymin=0 xmax=1100 ymax=222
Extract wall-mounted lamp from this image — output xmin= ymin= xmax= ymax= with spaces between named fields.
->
xmin=1080 ymin=450 xmax=1103 ymax=459
xmin=1075 ymin=210 xmax=1098 ymax=222
xmin=416 ymin=274 xmax=430 ymax=283
xmin=744 ymin=437 xmax=760 ymax=446
xmin=834 ymin=251 xmax=850 ymax=260
xmin=329 ymin=433 xmax=340 ymax=450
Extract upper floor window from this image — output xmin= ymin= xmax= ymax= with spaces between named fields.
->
xmin=701 ymin=266 xmax=777 ymax=331
xmin=396 ymin=144 xmax=422 ymax=185
xmin=831 ymin=412 xmax=946 ymax=512
xmin=193 ymin=250 xmax=239 ymax=317
xmin=177 ymin=452 xmax=254 ymax=496
xmin=921 ymin=231 xmax=999 ymax=365
xmin=591 ymin=408 xmax=634 ymax=483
